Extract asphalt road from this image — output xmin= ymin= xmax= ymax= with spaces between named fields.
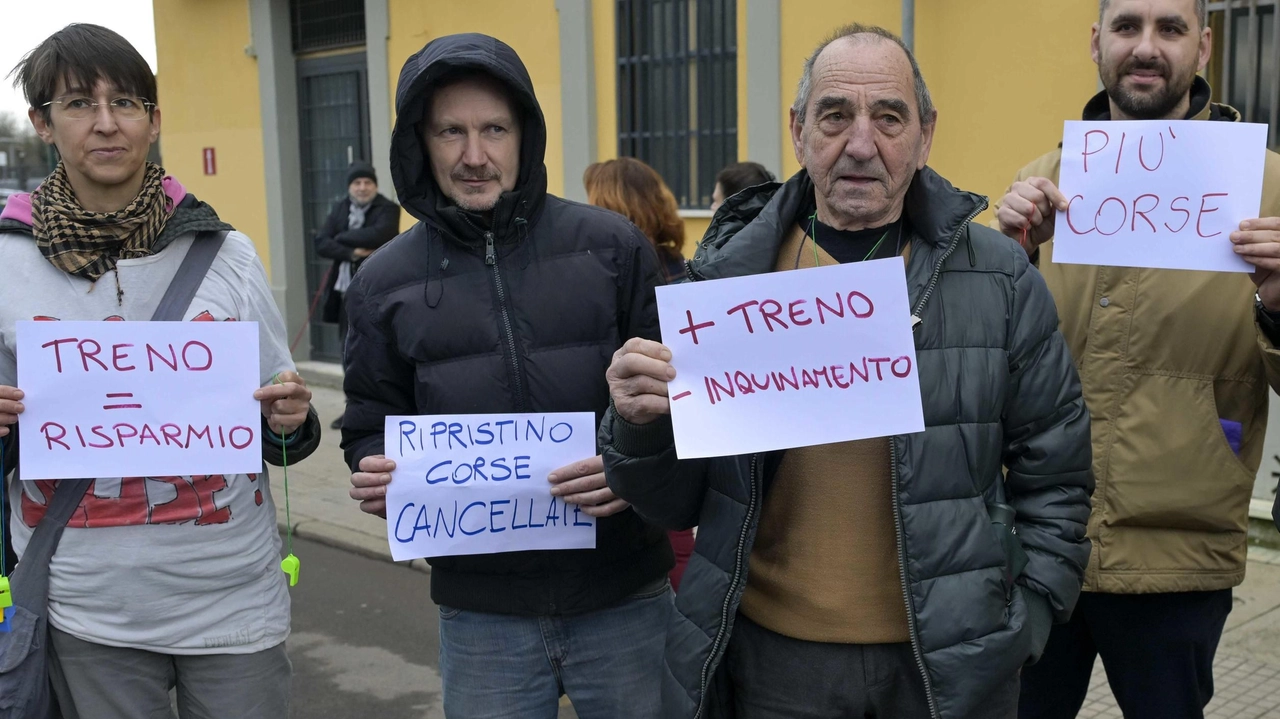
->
xmin=286 ymin=536 xmax=577 ymax=718
xmin=287 ymin=536 xmax=444 ymax=718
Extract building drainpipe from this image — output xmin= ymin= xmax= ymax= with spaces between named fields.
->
xmin=902 ymin=0 xmax=915 ymax=51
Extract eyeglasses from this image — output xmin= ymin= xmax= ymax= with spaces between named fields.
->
xmin=41 ymin=95 xmax=155 ymax=121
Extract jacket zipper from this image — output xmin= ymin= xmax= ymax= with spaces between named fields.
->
xmin=894 ymin=198 xmax=987 ymax=719
xmin=693 ymin=454 xmax=760 ymax=719
xmin=910 ymin=199 xmax=988 ymax=328
xmin=890 ymin=435 xmax=940 ymax=719
xmin=484 ymin=230 xmax=527 ymax=411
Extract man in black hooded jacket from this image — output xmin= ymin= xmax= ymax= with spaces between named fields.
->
xmin=342 ymin=33 xmax=673 ymax=718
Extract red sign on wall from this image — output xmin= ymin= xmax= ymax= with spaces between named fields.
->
xmin=202 ymin=148 xmax=216 ymax=176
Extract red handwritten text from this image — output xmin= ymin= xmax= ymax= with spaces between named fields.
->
xmin=39 ymin=422 xmax=255 ymax=451
xmin=1069 ymin=126 xmax=1227 ymax=238
xmin=703 ymin=355 xmax=913 ymax=405
xmin=40 ymin=337 xmax=214 ymax=374
xmin=726 ymin=290 xmax=875 ymax=334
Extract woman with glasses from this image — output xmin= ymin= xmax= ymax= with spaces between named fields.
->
xmin=0 ymin=24 xmax=320 ymax=718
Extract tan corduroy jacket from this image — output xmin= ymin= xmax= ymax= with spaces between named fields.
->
xmin=995 ymin=83 xmax=1280 ymax=593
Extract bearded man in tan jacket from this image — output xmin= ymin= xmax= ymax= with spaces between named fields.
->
xmin=994 ymin=1 xmax=1280 ymax=717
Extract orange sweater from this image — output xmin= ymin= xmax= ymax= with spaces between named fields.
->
xmin=738 ymin=225 xmax=911 ymax=644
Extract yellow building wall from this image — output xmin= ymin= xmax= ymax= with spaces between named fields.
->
xmin=772 ymin=2 xmax=1101 ymax=224
xmin=387 ymin=0 xmax=566 ymax=226
xmin=916 ymin=1 xmax=1099 ymax=221
xmin=153 ymin=0 xmax=271 ymax=269
xmin=592 ymin=0 xmax=618 ymax=165
xmin=777 ymin=0 xmax=903 ymax=179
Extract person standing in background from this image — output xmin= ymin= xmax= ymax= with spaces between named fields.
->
xmin=710 ymin=161 xmax=775 ymax=214
xmin=584 ymin=156 xmax=695 ymax=590
xmin=313 ymin=161 xmax=401 ymax=430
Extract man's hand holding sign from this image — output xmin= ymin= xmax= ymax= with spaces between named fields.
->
xmin=1233 ymin=217 xmax=1280 ymax=311
xmin=996 ymin=120 xmax=1280 ymax=305
xmin=351 ymin=451 xmax=631 ymax=520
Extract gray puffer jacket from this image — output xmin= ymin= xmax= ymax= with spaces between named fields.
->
xmin=601 ymin=167 xmax=1093 ymax=719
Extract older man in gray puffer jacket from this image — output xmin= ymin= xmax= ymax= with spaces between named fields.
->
xmin=600 ymin=23 xmax=1093 ymax=719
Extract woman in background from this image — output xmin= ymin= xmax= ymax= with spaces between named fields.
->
xmin=583 ymin=157 xmax=694 ymax=590
xmin=584 ymin=157 xmax=687 ymax=282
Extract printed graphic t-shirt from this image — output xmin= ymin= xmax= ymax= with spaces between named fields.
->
xmin=0 ymin=230 xmax=294 ymax=654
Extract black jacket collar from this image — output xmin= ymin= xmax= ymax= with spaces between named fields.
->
xmin=689 ymin=166 xmax=986 ymax=280
xmin=1080 ymin=76 xmax=1238 ymax=122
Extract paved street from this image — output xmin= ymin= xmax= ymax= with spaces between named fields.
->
xmin=288 ymin=536 xmax=442 ymax=718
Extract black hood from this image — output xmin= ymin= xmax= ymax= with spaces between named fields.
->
xmin=1081 ymin=75 xmax=1239 ymax=123
xmin=389 ymin=33 xmax=548 ymax=245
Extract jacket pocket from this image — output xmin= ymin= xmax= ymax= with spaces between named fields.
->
xmin=0 ymin=604 xmax=46 ymax=711
xmin=989 ymin=502 xmax=1029 ymax=602
xmin=1107 ymin=371 xmax=1253 ymax=534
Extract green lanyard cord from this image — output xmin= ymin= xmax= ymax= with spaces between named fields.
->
xmin=806 ymin=213 xmax=891 ymax=267
xmin=270 ymin=374 xmax=300 ymax=587
xmin=274 ymin=428 xmax=292 ymax=558
xmin=1 ymin=440 xmax=6 ymax=580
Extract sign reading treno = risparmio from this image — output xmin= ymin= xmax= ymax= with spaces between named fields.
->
xmin=16 ymin=320 xmax=263 ymax=480
xmin=656 ymin=258 xmax=925 ymax=459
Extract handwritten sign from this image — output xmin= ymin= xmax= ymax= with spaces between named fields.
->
xmin=17 ymin=321 xmax=262 ymax=480
xmin=656 ymin=258 xmax=924 ymax=458
xmin=384 ymin=413 xmax=597 ymax=560
xmin=1053 ymin=120 xmax=1267 ymax=272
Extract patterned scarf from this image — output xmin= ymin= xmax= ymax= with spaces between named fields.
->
xmin=31 ymin=162 xmax=171 ymax=293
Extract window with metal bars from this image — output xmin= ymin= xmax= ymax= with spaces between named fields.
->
xmin=1207 ymin=0 xmax=1280 ymax=147
xmin=290 ymin=0 xmax=366 ymax=54
xmin=616 ymin=0 xmax=737 ymax=209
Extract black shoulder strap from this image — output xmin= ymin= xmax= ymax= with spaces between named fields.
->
xmin=152 ymin=230 xmax=229 ymax=321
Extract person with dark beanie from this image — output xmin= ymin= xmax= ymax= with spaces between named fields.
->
xmin=313 ymin=160 xmax=401 ymax=430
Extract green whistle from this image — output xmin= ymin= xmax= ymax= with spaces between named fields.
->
xmin=281 ymin=554 xmax=300 ymax=587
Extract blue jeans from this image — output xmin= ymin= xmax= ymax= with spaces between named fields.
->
xmin=438 ymin=577 xmax=672 ymax=719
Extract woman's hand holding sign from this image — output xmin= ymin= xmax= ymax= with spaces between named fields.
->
xmin=1231 ymin=217 xmax=1280 ymax=310
xmin=607 ymin=338 xmax=676 ymax=426
xmin=0 ymin=386 xmax=23 ymax=438
xmin=255 ymin=371 xmax=312 ymax=434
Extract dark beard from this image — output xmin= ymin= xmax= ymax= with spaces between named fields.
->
xmin=1104 ymin=64 xmax=1195 ymax=120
